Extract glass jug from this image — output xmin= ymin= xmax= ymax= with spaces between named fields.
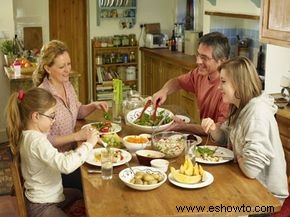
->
xmin=122 ymin=90 xmax=146 ymax=124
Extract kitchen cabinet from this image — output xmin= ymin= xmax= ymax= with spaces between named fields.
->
xmin=140 ymin=48 xmax=200 ymax=123
xmin=91 ymin=40 xmax=138 ymax=102
xmin=276 ymin=107 xmax=290 ymax=177
xmin=260 ymin=0 xmax=290 ymax=48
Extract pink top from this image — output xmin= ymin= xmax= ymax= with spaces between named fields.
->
xmin=177 ymin=68 xmax=229 ymax=123
xmin=39 ymin=77 xmax=81 ymax=152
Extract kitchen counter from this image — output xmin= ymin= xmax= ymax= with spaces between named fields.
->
xmin=139 ymin=47 xmax=196 ymax=69
xmin=3 ymin=66 xmax=81 ymax=97
xmin=276 ymin=106 xmax=290 ymax=177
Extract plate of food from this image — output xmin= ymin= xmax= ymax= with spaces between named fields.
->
xmin=168 ymin=171 xmax=214 ymax=189
xmin=175 ymin=115 xmax=191 ymax=124
xmin=168 ymin=159 xmax=214 ymax=189
xmin=195 ymin=146 xmax=234 ymax=164
xmin=86 ymin=148 xmax=132 ymax=167
xmin=100 ymin=133 xmax=124 ymax=149
xmin=82 ymin=121 xmax=121 ymax=134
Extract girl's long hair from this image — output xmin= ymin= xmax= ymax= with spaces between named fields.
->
xmin=5 ymin=88 xmax=56 ymax=155
xmin=218 ymin=56 xmax=262 ymax=126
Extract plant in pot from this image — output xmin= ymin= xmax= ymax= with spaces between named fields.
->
xmin=0 ymin=39 xmax=15 ymax=66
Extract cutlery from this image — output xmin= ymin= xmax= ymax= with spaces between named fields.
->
xmin=125 ymin=162 xmax=135 ymax=175
xmin=136 ymin=99 xmax=152 ymax=121
xmin=151 ymin=99 xmax=160 ymax=121
xmin=157 ymin=113 xmax=168 ymax=126
xmin=88 ymin=169 xmax=102 ymax=174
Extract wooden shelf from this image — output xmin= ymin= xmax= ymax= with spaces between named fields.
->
xmin=205 ymin=11 xmax=260 ymax=20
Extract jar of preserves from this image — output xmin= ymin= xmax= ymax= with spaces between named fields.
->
xmin=121 ymin=35 xmax=129 ymax=46
xmin=113 ymin=35 xmax=121 ymax=47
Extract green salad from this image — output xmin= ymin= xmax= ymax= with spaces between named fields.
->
xmin=134 ymin=110 xmax=172 ymax=126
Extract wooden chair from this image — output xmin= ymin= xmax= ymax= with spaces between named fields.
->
xmin=10 ymin=152 xmax=28 ymax=217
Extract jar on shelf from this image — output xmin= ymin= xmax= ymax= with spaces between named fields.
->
xmin=113 ymin=35 xmax=121 ymax=47
xmin=129 ymin=34 xmax=137 ymax=46
xmin=116 ymin=53 xmax=123 ymax=63
xmin=129 ymin=51 xmax=135 ymax=62
xmin=126 ymin=66 xmax=136 ymax=80
xmin=121 ymin=35 xmax=129 ymax=46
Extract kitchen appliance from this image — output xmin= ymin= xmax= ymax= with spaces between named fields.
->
xmin=184 ymin=31 xmax=202 ymax=55
xmin=145 ymin=33 xmax=167 ymax=49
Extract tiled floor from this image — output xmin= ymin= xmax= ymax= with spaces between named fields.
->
xmin=0 ymin=195 xmax=18 ymax=217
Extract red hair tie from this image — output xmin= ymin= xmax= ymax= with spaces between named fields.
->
xmin=18 ymin=89 xmax=25 ymax=101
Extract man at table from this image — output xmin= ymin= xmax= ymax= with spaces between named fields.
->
xmin=152 ymin=32 xmax=230 ymax=135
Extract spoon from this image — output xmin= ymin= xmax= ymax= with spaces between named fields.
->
xmin=125 ymin=162 xmax=135 ymax=175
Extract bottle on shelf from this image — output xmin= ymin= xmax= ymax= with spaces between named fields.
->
xmin=170 ymin=29 xmax=176 ymax=51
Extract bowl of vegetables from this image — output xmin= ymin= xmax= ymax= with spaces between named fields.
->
xmin=122 ymin=135 xmax=149 ymax=153
xmin=151 ymin=131 xmax=186 ymax=158
xmin=126 ymin=107 xmax=174 ymax=133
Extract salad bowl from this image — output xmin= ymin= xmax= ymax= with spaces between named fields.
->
xmin=126 ymin=107 xmax=174 ymax=133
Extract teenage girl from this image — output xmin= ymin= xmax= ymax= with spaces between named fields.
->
xmin=6 ymin=87 xmax=99 ymax=217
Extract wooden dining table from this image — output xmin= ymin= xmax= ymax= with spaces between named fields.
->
xmin=76 ymin=112 xmax=281 ymax=217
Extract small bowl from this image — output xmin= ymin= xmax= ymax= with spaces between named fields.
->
xmin=150 ymin=159 xmax=169 ymax=172
xmin=136 ymin=150 xmax=165 ymax=166
xmin=122 ymin=135 xmax=149 ymax=153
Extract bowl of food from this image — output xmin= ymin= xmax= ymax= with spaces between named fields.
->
xmin=126 ymin=107 xmax=174 ymax=133
xmin=101 ymin=133 xmax=124 ymax=149
xmin=152 ymin=131 xmax=186 ymax=158
xmin=135 ymin=150 xmax=165 ymax=166
xmin=119 ymin=166 xmax=167 ymax=191
xmin=122 ymin=135 xmax=149 ymax=153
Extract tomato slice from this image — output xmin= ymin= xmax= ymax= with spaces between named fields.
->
xmin=100 ymin=127 xmax=109 ymax=133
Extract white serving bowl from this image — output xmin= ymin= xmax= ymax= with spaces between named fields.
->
xmin=126 ymin=107 xmax=174 ymax=133
xmin=122 ymin=135 xmax=149 ymax=153
xmin=119 ymin=166 xmax=167 ymax=191
xmin=150 ymin=159 xmax=169 ymax=172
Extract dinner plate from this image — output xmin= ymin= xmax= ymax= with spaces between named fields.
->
xmin=168 ymin=171 xmax=214 ymax=189
xmin=196 ymin=146 xmax=234 ymax=164
xmin=183 ymin=134 xmax=203 ymax=145
xmin=86 ymin=148 xmax=132 ymax=167
xmin=82 ymin=122 xmax=122 ymax=135
xmin=175 ymin=115 xmax=190 ymax=124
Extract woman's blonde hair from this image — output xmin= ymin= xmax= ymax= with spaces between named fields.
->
xmin=5 ymin=88 xmax=56 ymax=155
xmin=33 ymin=40 xmax=69 ymax=86
xmin=218 ymin=56 xmax=262 ymax=125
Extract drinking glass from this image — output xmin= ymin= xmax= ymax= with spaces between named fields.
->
xmin=112 ymin=100 xmax=122 ymax=124
xmin=185 ymin=140 xmax=196 ymax=164
xmin=101 ymin=149 xmax=113 ymax=180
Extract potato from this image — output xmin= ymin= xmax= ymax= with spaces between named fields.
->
xmin=143 ymin=174 xmax=155 ymax=182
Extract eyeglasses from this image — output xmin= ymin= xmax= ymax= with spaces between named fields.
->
xmin=39 ymin=112 xmax=56 ymax=121
xmin=196 ymin=52 xmax=214 ymax=62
